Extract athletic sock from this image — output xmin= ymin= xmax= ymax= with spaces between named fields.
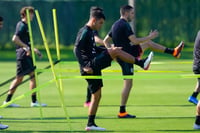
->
xmin=87 ymin=115 xmax=96 ymax=126
xmin=192 ymin=92 xmax=199 ymax=98
xmin=120 ymin=105 xmax=126 ymax=113
xmin=134 ymin=58 xmax=144 ymax=68
xmin=164 ymin=48 xmax=174 ymax=54
xmin=195 ymin=116 xmax=200 ymax=125
xmin=31 ymin=94 xmax=37 ymax=103
xmin=5 ymin=94 xmax=13 ymax=102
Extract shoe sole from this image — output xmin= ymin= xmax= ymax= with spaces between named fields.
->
xmin=188 ymin=100 xmax=198 ymax=105
xmin=194 ymin=124 xmax=200 ymax=129
xmin=0 ymin=126 xmax=8 ymax=130
xmin=118 ymin=116 xmax=136 ymax=118
xmin=144 ymin=52 xmax=154 ymax=70
xmin=31 ymin=105 xmax=47 ymax=107
xmin=174 ymin=41 xmax=184 ymax=58
xmin=85 ymin=127 xmax=106 ymax=131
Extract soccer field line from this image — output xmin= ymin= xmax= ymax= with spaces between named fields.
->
xmin=35 ymin=68 xmax=192 ymax=73
xmin=56 ymin=74 xmax=197 ymax=80
xmin=59 ymin=60 xmax=193 ymax=65
xmin=151 ymin=61 xmax=192 ymax=64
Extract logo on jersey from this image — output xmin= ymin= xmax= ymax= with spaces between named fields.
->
xmin=91 ymin=36 xmax=96 ymax=54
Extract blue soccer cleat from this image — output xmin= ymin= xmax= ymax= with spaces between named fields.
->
xmin=188 ymin=96 xmax=198 ymax=105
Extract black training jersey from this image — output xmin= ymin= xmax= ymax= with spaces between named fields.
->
xmin=93 ymin=30 xmax=98 ymax=36
xmin=14 ymin=21 xmax=30 ymax=49
xmin=108 ymin=18 xmax=134 ymax=53
xmin=74 ymin=25 xmax=97 ymax=68
xmin=193 ymin=31 xmax=200 ymax=68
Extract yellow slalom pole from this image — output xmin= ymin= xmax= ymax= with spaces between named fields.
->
xmin=35 ymin=10 xmax=72 ymax=131
xmin=52 ymin=9 xmax=64 ymax=93
xmin=52 ymin=9 xmax=61 ymax=60
xmin=0 ymin=79 xmax=55 ymax=109
xmin=26 ymin=9 xmax=43 ymax=119
xmin=52 ymin=8 xmax=71 ymax=129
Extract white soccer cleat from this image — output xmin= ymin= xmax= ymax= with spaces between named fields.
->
xmin=3 ymin=101 xmax=20 ymax=107
xmin=0 ymin=123 xmax=8 ymax=130
xmin=143 ymin=51 xmax=154 ymax=70
xmin=194 ymin=123 xmax=200 ymax=129
xmin=85 ymin=125 xmax=106 ymax=131
xmin=31 ymin=101 xmax=47 ymax=107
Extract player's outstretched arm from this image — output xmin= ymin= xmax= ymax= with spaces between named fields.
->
xmin=103 ymin=35 xmax=112 ymax=48
xmin=128 ymin=30 xmax=159 ymax=45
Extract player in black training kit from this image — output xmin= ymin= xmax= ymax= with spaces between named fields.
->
xmin=3 ymin=6 xmax=46 ymax=108
xmin=104 ymin=5 xmax=184 ymax=118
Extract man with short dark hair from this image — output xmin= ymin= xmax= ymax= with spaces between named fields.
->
xmin=3 ymin=6 xmax=46 ymax=107
xmin=83 ymin=7 xmax=105 ymax=108
xmin=104 ymin=5 xmax=184 ymax=118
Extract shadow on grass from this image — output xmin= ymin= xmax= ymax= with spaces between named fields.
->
xmin=13 ymin=104 xmax=194 ymax=109
xmin=1 ymin=130 xmax=116 ymax=133
xmin=3 ymin=115 xmax=194 ymax=123
xmin=156 ymin=129 xmax=199 ymax=132
xmin=2 ymin=129 xmax=199 ymax=133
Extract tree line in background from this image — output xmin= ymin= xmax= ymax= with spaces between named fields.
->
xmin=135 ymin=0 xmax=200 ymax=47
xmin=0 ymin=0 xmax=199 ymax=49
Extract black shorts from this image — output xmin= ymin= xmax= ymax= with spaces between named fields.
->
xmin=82 ymin=50 xmax=112 ymax=94
xmin=129 ymin=45 xmax=142 ymax=58
xmin=16 ymin=56 xmax=35 ymax=76
xmin=118 ymin=45 xmax=142 ymax=76
xmin=193 ymin=66 xmax=200 ymax=82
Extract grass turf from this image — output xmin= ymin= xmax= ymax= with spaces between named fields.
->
xmin=0 ymin=58 xmax=198 ymax=133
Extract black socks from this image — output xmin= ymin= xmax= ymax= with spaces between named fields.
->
xmin=5 ymin=94 xmax=13 ymax=102
xmin=196 ymin=116 xmax=200 ymax=125
xmin=134 ymin=58 xmax=144 ymax=68
xmin=32 ymin=94 xmax=37 ymax=103
xmin=120 ymin=105 xmax=126 ymax=113
xmin=164 ymin=48 xmax=174 ymax=54
xmin=87 ymin=115 xmax=96 ymax=126
xmin=192 ymin=92 xmax=199 ymax=98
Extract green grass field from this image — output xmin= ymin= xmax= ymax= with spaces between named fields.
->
xmin=0 ymin=57 xmax=199 ymax=133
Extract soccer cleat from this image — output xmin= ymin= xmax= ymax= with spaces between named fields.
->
xmin=194 ymin=123 xmax=200 ymax=129
xmin=0 ymin=123 xmax=8 ymax=130
xmin=84 ymin=102 xmax=91 ymax=107
xmin=3 ymin=101 xmax=20 ymax=107
xmin=188 ymin=96 xmax=198 ymax=105
xmin=85 ymin=125 xmax=106 ymax=131
xmin=118 ymin=112 xmax=136 ymax=118
xmin=31 ymin=101 xmax=47 ymax=107
xmin=173 ymin=41 xmax=184 ymax=58
xmin=143 ymin=51 xmax=154 ymax=70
